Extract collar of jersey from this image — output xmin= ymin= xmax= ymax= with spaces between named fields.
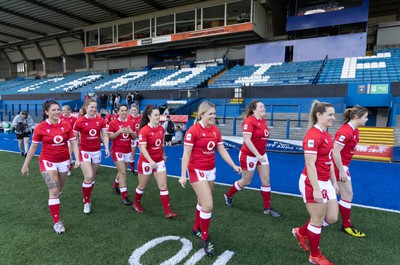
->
xmin=46 ymin=119 xmax=61 ymax=125
xmin=313 ymin=124 xmax=325 ymax=132
xmin=347 ymin=122 xmax=356 ymax=130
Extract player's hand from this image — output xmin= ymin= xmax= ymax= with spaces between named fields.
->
xmin=74 ymin=161 xmax=80 ymax=169
xmin=339 ymin=172 xmax=348 ymax=182
xmin=233 ymin=165 xmax=242 ymax=174
xmin=150 ymin=160 xmax=157 ymax=169
xmin=105 ymin=149 xmax=110 ymax=158
xmin=256 ymin=154 xmax=266 ymax=163
xmin=21 ymin=166 xmax=29 ymax=176
xmin=313 ymin=190 xmax=323 ymax=203
xmin=179 ymin=176 xmax=186 ymax=188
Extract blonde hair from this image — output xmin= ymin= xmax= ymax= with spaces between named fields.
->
xmin=343 ymin=105 xmax=368 ymax=123
xmin=308 ymin=100 xmax=334 ymax=129
xmin=194 ymin=101 xmax=215 ymax=124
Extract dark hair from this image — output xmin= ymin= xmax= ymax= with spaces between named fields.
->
xmin=343 ymin=105 xmax=368 ymax=123
xmin=42 ymin=99 xmax=60 ymax=121
xmin=243 ymin=100 xmax=262 ymax=119
xmin=116 ymin=103 xmax=128 ymax=111
xmin=308 ymin=100 xmax=334 ymax=129
xmin=139 ymin=106 xmax=159 ymax=129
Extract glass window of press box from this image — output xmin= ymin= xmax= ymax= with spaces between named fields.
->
xmin=157 ymin=14 xmax=174 ymax=36
xmin=86 ymin=29 xmax=98 ymax=46
xmin=227 ymin=0 xmax=251 ymax=24
xmin=99 ymin=26 xmax=113 ymax=45
xmin=202 ymin=4 xmax=225 ymax=29
xmin=135 ymin=19 xmax=151 ymax=39
xmin=118 ymin=23 xmax=133 ymax=42
xmin=176 ymin=10 xmax=196 ymax=33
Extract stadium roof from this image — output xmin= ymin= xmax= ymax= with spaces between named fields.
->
xmin=0 ymin=0 xmax=398 ymax=49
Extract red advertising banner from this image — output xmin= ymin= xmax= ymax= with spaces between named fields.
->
xmin=354 ymin=144 xmax=393 ymax=161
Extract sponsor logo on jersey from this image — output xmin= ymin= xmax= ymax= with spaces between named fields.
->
xmin=186 ymin=133 xmax=192 ymax=141
xmin=244 ymin=124 xmax=248 ymax=130
xmin=308 ymin=139 xmax=314 ymax=148
xmin=54 ymin=135 xmax=63 ymax=144
xmin=89 ymin=129 xmax=97 ymax=136
xmin=155 ymin=139 xmax=162 ymax=146
xmin=339 ymin=135 xmax=346 ymax=142
xmin=207 ymin=141 xmax=216 ymax=151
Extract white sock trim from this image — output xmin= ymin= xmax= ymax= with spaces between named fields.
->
xmin=234 ymin=181 xmax=242 ymax=191
xmin=307 ymin=223 xmax=322 ymax=234
xmin=261 ymin=185 xmax=271 ymax=192
xmin=136 ymin=187 xmax=144 ymax=194
xmin=200 ymin=210 xmax=212 ymax=219
xmin=160 ymin=189 xmax=169 ymax=196
xmin=120 ymin=187 xmax=127 ymax=192
xmin=48 ymin=198 xmax=60 ymax=206
xmin=196 ymin=203 xmax=202 ymax=211
xmin=339 ymin=199 xmax=352 ymax=209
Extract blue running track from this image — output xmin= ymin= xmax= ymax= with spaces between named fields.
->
xmin=1 ymin=132 xmax=399 ymax=212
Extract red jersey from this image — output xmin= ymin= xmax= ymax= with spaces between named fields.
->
xmin=73 ymin=115 xmax=107 ymax=152
xmin=334 ymin=123 xmax=359 ymax=166
xmin=60 ymin=114 xmax=77 ymax=127
xmin=184 ymin=122 xmax=223 ymax=171
xmin=138 ymin=124 xmax=164 ymax=162
xmin=128 ymin=114 xmax=142 ymax=134
xmin=32 ymin=119 xmax=75 ymax=162
xmin=108 ymin=118 xmax=134 ymax=153
xmin=301 ymin=125 xmax=333 ymax=181
xmin=103 ymin=114 xmax=115 ymax=125
xmin=241 ymin=115 xmax=269 ymax=156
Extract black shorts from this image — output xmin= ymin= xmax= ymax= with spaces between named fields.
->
xmin=164 ymin=135 xmax=173 ymax=142
xmin=16 ymin=132 xmax=31 ymax=140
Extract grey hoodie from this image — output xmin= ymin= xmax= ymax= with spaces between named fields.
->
xmin=11 ymin=113 xmax=34 ymax=134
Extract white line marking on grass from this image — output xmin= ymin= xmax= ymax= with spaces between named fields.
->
xmin=128 ymin=236 xmax=192 ymax=265
xmin=184 ymin=249 xmax=206 ymax=264
xmin=213 ymin=251 xmax=236 ymax=265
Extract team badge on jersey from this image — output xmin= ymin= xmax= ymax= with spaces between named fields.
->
xmin=308 ymin=139 xmax=314 ymax=148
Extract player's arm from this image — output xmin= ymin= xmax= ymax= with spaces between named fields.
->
xmin=304 ymin=153 xmax=323 ymax=203
xmin=333 ymin=143 xmax=348 ymax=182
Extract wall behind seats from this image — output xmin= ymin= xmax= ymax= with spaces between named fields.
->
xmin=93 ymin=55 xmax=149 ymax=71
xmin=246 ymin=33 xmax=367 ymax=64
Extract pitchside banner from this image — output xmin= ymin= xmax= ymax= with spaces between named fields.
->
xmin=354 ymin=144 xmax=393 ymax=161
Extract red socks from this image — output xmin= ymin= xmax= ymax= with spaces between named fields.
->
xmin=82 ymin=181 xmax=92 ymax=204
xmin=135 ymin=187 xmax=144 ymax=205
xmin=160 ymin=189 xmax=171 ymax=213
xmin=200 ymin=210 xmax=212 ymax=240
xmin=260 ymin=185 xmax=271 ymax=209
xmin=226 ymin=181 xmax=243 ymax=197
xmin=120 ymin=187 xmax=127 ymax=199
xmin=48 ymin=197 xmax=61 ymax=224
xmin=339 ymin=199 xmax=352 ymax=227
xmin=307 ymin=223 xmax=322 ymax=257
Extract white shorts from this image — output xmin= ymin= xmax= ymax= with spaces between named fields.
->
xmin=299 ymin=174 xmax=336 ymax=203
xmin=39 ymin=159 xmax=70 ymax=173
xmin=239 ymin=152 xmax=269 ymax=171
xmin=188 ymin=168 xmax=216 ymax=183
xmin=138 ymin=160 xmax=166 ymax=175
xmin=131 ymin=138 xmax=139 ymax=147
xmin=112 ymin=152 xmax=131 ymax=163
xmin=80 ymin=150 xmax=101 ymax=164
